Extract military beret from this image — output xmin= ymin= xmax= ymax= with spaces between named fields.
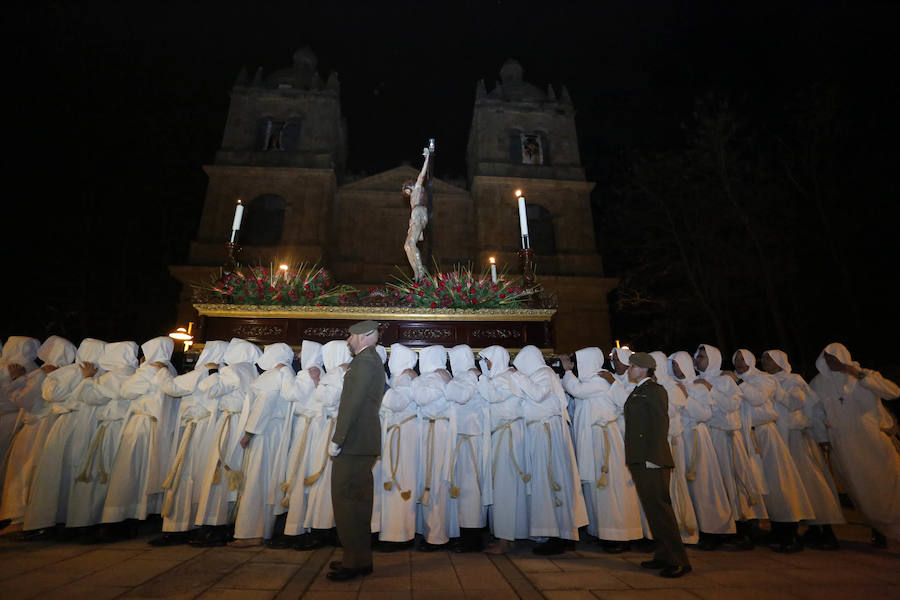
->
xmin=349 ymin=320 xmax=379 ymax=335
xmin=629 ymin=352 xmax=655 ymax=369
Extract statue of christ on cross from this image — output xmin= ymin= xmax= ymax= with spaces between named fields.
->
xmin=402 ymin=140 xmax=434 ymax=283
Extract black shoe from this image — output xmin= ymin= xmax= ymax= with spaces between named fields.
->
xmin=326 ymin=566 xmax=372 ymax=581
xmin=723 ymin=535 xmax=754 ymax=551
xmin=329 ymin=560 xmax=342 ymax=570
xmin=22 ymin=528 xmax=55 ymax=541
xmin=601 ymin=541 xmax=630 ymax=554
xmin=660 ymin=565 xmax=692 ymax=578
xmin=640 ymin=559 xmax=669 ymax=569
xmin=418 ymin=541 xmax=447 ymax=552
xmin=773 ymin=540 xmax=803 ymax=554
xmin=266 ymin=536 xmax=295 ymax=549
xmin=294 ymin=534 xmax=329 ymax=551
xmin=0 ymin=518 xmax=11 ymax=530
xmin=696 ymin=534 xmax=721 ymax=551
xmin=532 ymin=538 xmax=567 ymax=556
xmin=148 ymin=532 xmax=189 ymax=547
xmin=871 ymin=529 xmax=887 ymax=549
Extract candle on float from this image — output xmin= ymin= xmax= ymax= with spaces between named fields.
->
xmin=279 ymin=264 xmax=289 ymax=280
xmin=489 ymin=256 xmax=498 ymax=284
xmin=230 ymin=199 xmax=244 ymax=243
xmin=515 ymin=189 xmax=529 ymax=248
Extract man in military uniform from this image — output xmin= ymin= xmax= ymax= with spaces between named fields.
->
xmin=327 ymin=321 xmax=386 ymax=581
xmin=624 ymin=352 xmax=692 ymax=578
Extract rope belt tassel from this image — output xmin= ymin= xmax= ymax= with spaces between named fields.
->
xmin=417 ymin=417 xmax=449 ymax=506
xmin=304 ymin=417 xmax=336 ymax=487
xmin=491 ymin=418 xmax=530 ymax=484
xmin=592 ymin=422 xmax=611 ymax=489
xmin=384 ymin=414 xmax=416 ymax=501
xmin=449 ymin=433 xmax=481 ymax=499
xmin=74 ymin=423 xmax=109 ymax=483
xmin=279 ymin=415 xmax=311 ymax=508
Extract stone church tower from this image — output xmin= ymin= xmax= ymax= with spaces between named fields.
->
xmin=170 ymin=50 xmax=616 ymax=351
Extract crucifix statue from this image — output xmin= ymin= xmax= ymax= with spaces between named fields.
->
xmin=402 ymin=139 xmax=435 ymax=282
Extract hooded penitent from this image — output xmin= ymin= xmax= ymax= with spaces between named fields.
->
xmin=478 ymin=345 xmax=510 ymax=379
xmin=811 ymin=342 xmax=900 ymax=539
xmin=321 ymin=340 xmax=352 ymax=373
xmin=224 ymin=338 xmax=263 ymax=366
xmin=257 ymin=343 xmax=294 ymax=371
xmin=196 ymin=341 xmax=228 ymax=370
xmin=418 ymin=345 xmax=447 ymax=375
xmin=512 ymin=345 xmax=545 ymax=377
xmin=574 ymin=347 xmax=604 ymax=382
xmin=37 ymin=336 xmax=76 ymax=368
xmin=0 ymin=336 xmax=41 ymax=374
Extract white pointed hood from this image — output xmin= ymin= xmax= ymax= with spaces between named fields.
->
xmin=224 ymin=338 xmax=263 ymax=365
xmin=99 ymin=341 xmax=139 ymax=370
xmin=695 ymin=344 xmax=723 ymax=378
xmin=651 ymin=351 xmax=672 ymax=386
xmin=479 ymin=345 xmax=510 ymax=378
xmin=388 ymin=343 xmax=417 ymax=380
xmin=449 ymin=344 xmax=476 ymax=375
xmin=815 ymin=342 xmax=853 ymax=377
xmin=141 ymin=336 xmax=174 ymax=364
xmin=575 ymin=347 xmax=604 ymax=382
xmin=38 ymin=336 xmax=76 ymax=367
xmin=300 ymin=340 xmax=324 ymax=370
xmin=76 ymin=338 xmax=108 ymax=365
xmin=513 ymin=345 xmax=545 ymax=376
xmin=321 ymin=340 xmax=351 ymax=372
xmin=668 ymin=351 xmax=696 ymax=382
xmin=257 ymin=342 xmax=294 ymax=371
xmin=419 ymin=345 xmax=447 ymax=374
xmin=610 ymin=346 xmax=633 ymax=366
xmin=764 ymin=349 xmax=791 ymax=374
xmin=196 ymin=340 xmax=228 ymax=370
xmin=733 ymin=348 xmax=761 ymax=379
xmin=1 ymin=336 xmax=40 ymax=369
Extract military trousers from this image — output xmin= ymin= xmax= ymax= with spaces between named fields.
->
xmin=332 ymin=453 xmax=377 ymax=569
xmin=628 ymin=463 xmax=690 ymax=568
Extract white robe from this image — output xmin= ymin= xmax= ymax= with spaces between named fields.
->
xmin=811 ymin=344 xmax=900 ymax=540
xmin=153 ymin=367 xmax=217 ymax=532
xmin=413 ymin=371 xmax=455 ymax=544
xmin=303 ymin=367 xmax=345 ymax=529
xmin=379 ymin=371 xmax=419 ymax=541
xmin=66 ymin=367 xmax=135 ymax=527
xmin=516 ymin=359 xmax=588 ymax=541
xmin=280 ymin=369 xmax=319 ymax=535
xmin=445 ymin=371 xmax=491 ymax=532
xmin=233 ymin=366 xmax=293 ymax=539
xmin=193 ymin=363 xmax=254 ymax=526
xmin=479 ymin=370 xmax=529 ymax=541
xmin=0 ymin=369 xmax=49 ymax=521
xmin=563 ymin=370 xmax=642 ymax=540
xmin=738 ymin=367 xmax=814 ymax=522
xmin=772 ymin=371 xmax=844 ymax=525
xmin=659 ymin=379 xmax=700 ymax=543
xmin=101 ymin=360 xmax=179 ymax=522
xmin=24 ymin=367 xmax=117 ymax=529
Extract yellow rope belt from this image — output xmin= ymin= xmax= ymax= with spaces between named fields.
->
xmin=529 ymin=420 xmax=563 ymax=506
xmin=591 ymin=421 xmax=612 ymax=488
xmin=303 ymin=417 xmax=336 ymax=487
xmin=160 ymin=413 xmax=211 ymax=517
xmin=418 ymin=417 xmax=450 ymax=506
xmin=728 ymin=430 xmax=758 ymax=516
xmin=492 ymin=417 xmax=530 ymax=484
xmin=279 ymin=414 xmax=312 ymax=508
xmin=212 ymin=409 xmax=242 ymax=490
xmin=670 ymin=437 xmax=696 ymax=536
xmin=449 ymin=433 xmax=481 ymax=499
xmin=384 ymin=414 xmax=417 ymax=501
xmin=74 ymin=423 xmax=110 ymax=484
xmin=686 ymin=428 xmax=699 ymax=482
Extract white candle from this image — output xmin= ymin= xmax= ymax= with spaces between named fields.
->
xmin=517 ymin=196 xmax=529 ymax=238
xmin=229 ymin=200 xmax=244 ymax=243
xmin=489 ymin=257 xmax=497 ymax=284
xmin=231 ymin=200 xmax=244 ymax=231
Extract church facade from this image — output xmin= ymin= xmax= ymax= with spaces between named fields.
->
xmin=169 ymin=48 xmax=617 ymax=352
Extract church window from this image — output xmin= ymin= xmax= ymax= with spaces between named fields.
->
xmin=509 ymin=130 xmax=551 ymax=165
xmin=241 ymin=194 xmax=285 ymax=246
xmin=258 ymin=118 xmax=301 ymax=151
xmin=526 ymin=204 xmax=557 ymax=255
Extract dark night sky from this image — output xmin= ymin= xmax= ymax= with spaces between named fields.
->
xmin=5 ymin=1 xmax=899 ymax=372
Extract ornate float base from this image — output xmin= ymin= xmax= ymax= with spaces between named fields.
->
xmin=193 ymin=304 xmax=556 ymax=351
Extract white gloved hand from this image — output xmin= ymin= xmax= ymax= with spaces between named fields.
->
xmin=328 ymin=441 xmax=342 ymax=457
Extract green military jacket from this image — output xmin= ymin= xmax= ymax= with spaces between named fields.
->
xmin=331 ymin=344 xmax=385 ymax=455
xmin=623 ymin=378 xmax=674 ymax=467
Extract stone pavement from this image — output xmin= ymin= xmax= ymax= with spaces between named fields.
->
xmin=0 ymin=519 xmax=897 ymax=600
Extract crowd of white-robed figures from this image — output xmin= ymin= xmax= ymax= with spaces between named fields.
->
xmin=1 ymin=334 xmax=899 ymax=553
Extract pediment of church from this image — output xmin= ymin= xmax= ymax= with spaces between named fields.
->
xmin=339 ymin=166 xmax=468 ymax=195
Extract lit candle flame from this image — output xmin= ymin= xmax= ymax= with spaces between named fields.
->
xmin=489 ymin=257 xmax=496 ymax=264
xmin=514 ymin=189 xmax=523 ymax=198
